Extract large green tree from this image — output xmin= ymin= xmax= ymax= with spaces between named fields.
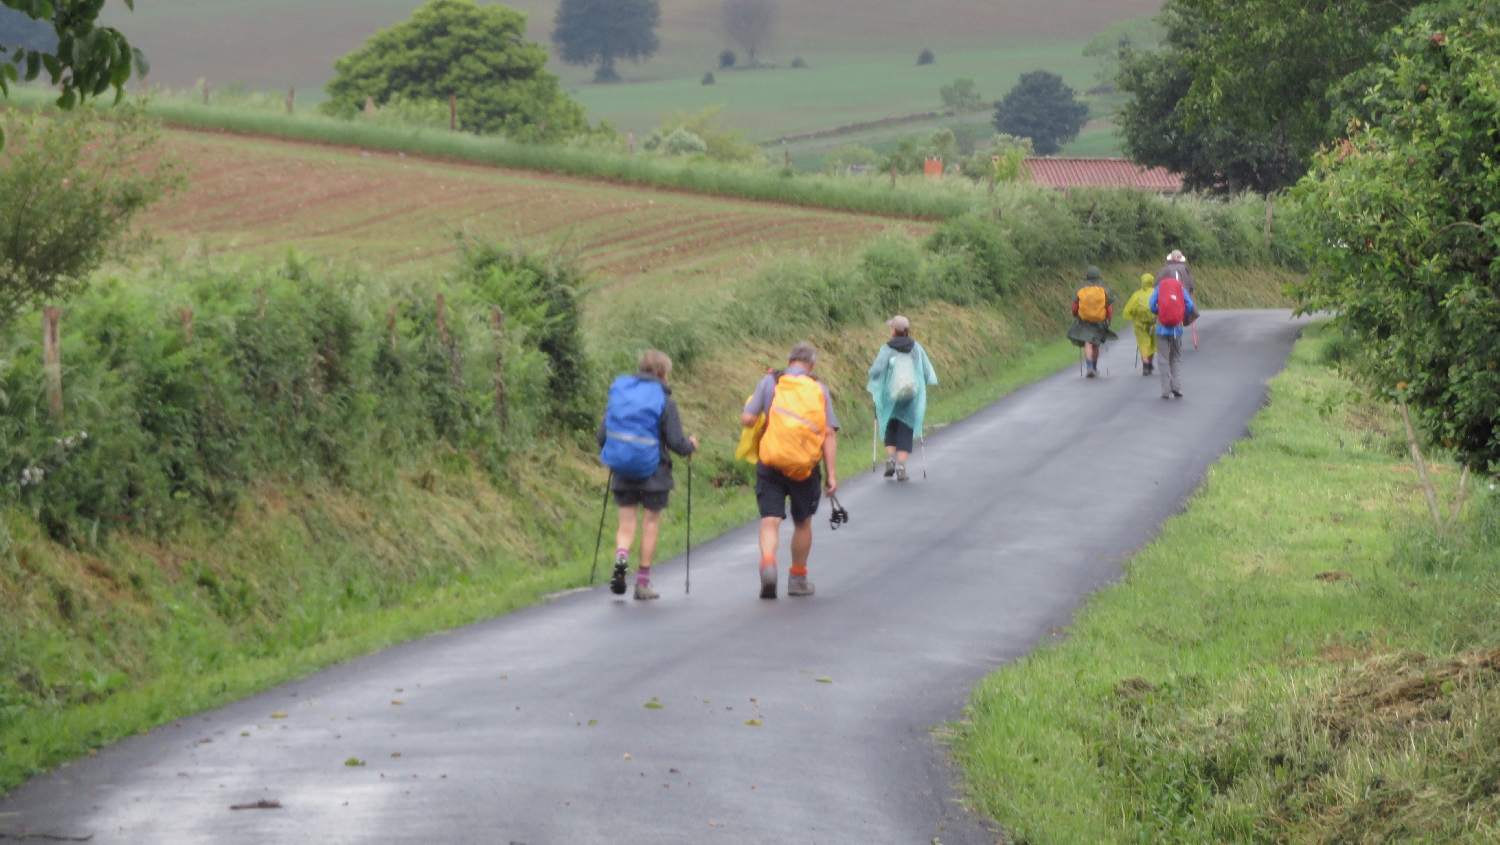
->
xmin=992 ymin=71 xmax=1088 ymax=156
xmin=551 ymin=0 xmax=660 ymax=84
xmin=1169 ymin=0 xmax=1423 ymax=160
xmin=1115 ymin=4 xmax=1303 ymax=194
xmin=323 ymin=0 xmax=586 ymax=140
xmin=1292 ymin=0 xmax=1500 ymax=473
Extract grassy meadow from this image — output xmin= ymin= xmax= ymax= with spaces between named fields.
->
xmin=955 ymin=324 xmax=1500 ymax=844
xmin=99 ymin=0 xmax=1153 ymax=142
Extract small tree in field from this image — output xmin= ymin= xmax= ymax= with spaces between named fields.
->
xmin=0 ymin=106 xmax=182 ymax=326
xmin=1293 ymin=2 xmax=1500 ymax=481
xmin=992 ymin=70 xmax=1089 ymax=155
xmin=940 ymin=78 xmax=983 ymax=111
xmin=719 ymin=49 xmax=737 ymax=68
xmin=723 ymin=0 xmax=776 ymax=66
xmin=552 ymin=0 xmax=661 ymax=83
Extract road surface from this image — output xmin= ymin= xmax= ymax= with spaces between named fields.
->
xmin=1 ymin=310 xmax=1305 ymax=844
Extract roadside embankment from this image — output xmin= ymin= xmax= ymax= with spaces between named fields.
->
xmin=955 ymin=323 xmax=1498 ymax=845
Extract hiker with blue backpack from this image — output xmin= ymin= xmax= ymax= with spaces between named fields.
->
xmin=597 ymin=350 xmax=698 ymax=599
xmin=866 ymin=315 xmax=939 ymax=482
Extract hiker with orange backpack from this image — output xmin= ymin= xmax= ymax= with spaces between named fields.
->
xmin=1067 ymin=266 xmax=1118 ymax=378
xmin=867 ymin=315 xmax=938 ymax=482
xmin=597 ymin=350 xmax=698 ymax=599
xmin=740 ymin=342 xmax=840 ymax=599
xmin=1150 ymin=269 xmax=1198 ymax=399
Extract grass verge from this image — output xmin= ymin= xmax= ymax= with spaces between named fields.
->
xmin=953 ymin=322 xmax=1500 ymax=845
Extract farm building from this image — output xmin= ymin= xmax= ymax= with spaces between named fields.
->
xmin=1024 ymin=158 xmax=1183 ymax=193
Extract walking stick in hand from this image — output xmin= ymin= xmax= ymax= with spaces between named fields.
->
xmin=685 ymin=458 xmax=693 ymax=594
xmin=589 ymin=472 xmax=612 ymax=585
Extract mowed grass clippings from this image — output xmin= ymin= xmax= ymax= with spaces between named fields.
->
xmin=953 ymin=323 xmax=1500 ymax=845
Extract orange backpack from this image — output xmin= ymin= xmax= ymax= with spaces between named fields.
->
xmin=1077 ymin=284 xmax=1108 ymax=323
xmin=758 ymin=374 xmax=828 ymax=481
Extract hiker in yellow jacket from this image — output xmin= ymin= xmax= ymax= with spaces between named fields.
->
xmin=1121 ymin=272 xmax=1158 ymax=376
xmin=740 ymin=342 xmax=839 ymax=599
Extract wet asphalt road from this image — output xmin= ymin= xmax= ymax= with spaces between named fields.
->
xmin=0 ymin=310 xmax=1305 ymax=844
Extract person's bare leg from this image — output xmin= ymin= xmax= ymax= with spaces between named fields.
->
xmin=896 ymin=450 xmax=910 ymax=463
xmin=885 ymin=445 xmax=897 ymax=457
xmin=790 ymin=519 xmax=813 ymax=569
xmin=615 ymin=505 xmax=638 ymax=554
xmin=758 ymin=516 xmax=782 ymax=598
xmin=639 ymin=509 xmax=662 ymax=569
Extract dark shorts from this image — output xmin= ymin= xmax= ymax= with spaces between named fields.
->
xmin=884 ymin=418 xmax=914 ymax=453
xmin=755 ymin=462 xmax=821 ymax=524
xmin=614 ymin=489 xmax=669 ymax=512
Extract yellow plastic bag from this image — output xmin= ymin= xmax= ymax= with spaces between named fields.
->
xmin=735 ymin=394 xmax=765 ymax=465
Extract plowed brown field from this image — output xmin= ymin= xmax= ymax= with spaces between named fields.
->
xmin=146 ymin=129 xmax=926 ymax=307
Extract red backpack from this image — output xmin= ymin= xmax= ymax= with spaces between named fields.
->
xmin=1156 ymin=273 xmax=1186 ymax=328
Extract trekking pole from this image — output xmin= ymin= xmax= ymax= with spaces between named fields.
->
xmin=685 ymin=458 xmax=692 ymax=595
xmin=588 ymin=471 xmax=612 ymax=585
xmin=919 ymin=437 xmax=928 ymax=480
xmin=1192 ymin=324 xmax=1198 ymax=349
xmin=871 ymin=414 xmax=878 ymax=474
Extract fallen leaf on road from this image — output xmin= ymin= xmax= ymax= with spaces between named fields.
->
xmin=623 ymin=753 xmax=632 ymax=760
xmin=270 ymin=712 xmax=287 ymax=719
xmin=345 ymin=758 xmax=365 ymax=767
xmin=240 ymin=732 xmax=250 ymax=737
xmin=391 ymin=752 xmax=401 ymax=758
xmin=670 ymin=768 xmax=680 ymax=773
xmin=587 ymin=720 xmax=597 ymax=726
xmin=230 ymin=799 xmax=282 ymax=810
xmin=744 ymin=719 xmax=761 ymax=726
xmin=644 ymin=702 xmax=664 ymax=710
xmin=391 ymin=700 xmax=404 ymax=706
xmin=816 ymin=677 xmax=832 ymax=683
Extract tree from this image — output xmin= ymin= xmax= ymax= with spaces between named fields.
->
xmin=0 ymin=105 xmax=181 ymax=326
xmin=723 ymin=0 xmax=775 ymax=66
xmin=1292 ymin=0 xmax=1500 ymax=474
xmin=992 ymin=71 xmax=1088 ymax=156
xmin=551 ymin=0 xmax=660 ymax=84
xmin=917 ymin=49 xmax=935 ymax=65
xmin=719 ymin=49 xmax=736 ymax=68
xmin=939 ymin=78 xmax=983 ymax=112
xmin=0 ymin=0 xmax=147 ymax=144
xmin=1169 ymin=0 xmax=1423 ymax=161
xmin=323 ymin=0 xmax=587 ymax=141
xmin=1115 ymin=4 xmax=1303 ymax=194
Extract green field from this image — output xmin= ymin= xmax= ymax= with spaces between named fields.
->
xmin=956 ymin=325 xmax=1500 ymax=844
xmin=100 ymin=0 xmax=1154 ymax=143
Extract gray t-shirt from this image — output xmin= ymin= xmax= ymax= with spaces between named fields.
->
xmin=743 ymin=365 xmax=841 ymax=431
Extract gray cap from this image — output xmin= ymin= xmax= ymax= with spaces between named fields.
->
xmin=886 ymin=315 xmax=910 ymax=332
xmin=1086 ymin=265 xmax=1101 ymax=281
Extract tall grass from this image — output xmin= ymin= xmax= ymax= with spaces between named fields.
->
xmin=954 ymin=324 xmax=1499 ymax=845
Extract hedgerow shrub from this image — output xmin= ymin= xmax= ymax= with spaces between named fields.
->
xmin=0 ymin=244 xmax=585 ymax=545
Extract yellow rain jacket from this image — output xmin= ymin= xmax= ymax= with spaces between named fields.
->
xmin=1121 ymin=273 xmax=1159 ymax=358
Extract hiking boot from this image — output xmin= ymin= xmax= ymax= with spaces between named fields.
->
xmin=1142 ymin=363 xmax=1153 ymax=376
xmin=1161 ymin=393 xmax=1172 ymax=400
xmin=759 ymin=564 xmax=777 ymax=599
xmin=883 ymin=456 xmax=896 ymax=477
xmin=609 ymin=552 xmax=628 ymax=595
xmin=1085 ymin=368 xmax=1097 ymax=379
xmin=633 ymin=582 xmax=659 ymax=600
xmin=895 ymin=463 xmax=909 ymax=482
xmin=1172 ymin=390 xmax=1183 ymax=398
xmin=787 ymin=575 xmax=815 ymax=597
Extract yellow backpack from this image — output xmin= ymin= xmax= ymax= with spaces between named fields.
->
xmin=758 ymin=375 xmax=828 ymax=481
xmin=1077 ymin=284 xmax=1108 ymax=323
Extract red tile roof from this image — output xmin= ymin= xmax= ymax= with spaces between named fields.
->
xmin=1024 ymin=157 xmax=1184 ymax=193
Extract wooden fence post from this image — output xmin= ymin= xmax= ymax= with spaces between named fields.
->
xmin=890 ymin=166 xmax=897 ymax=188
xmin=987 ymin=172 xmax=995 ymax=197
xmin=42 ymin=307 xmax=62 ymax=421
xmin=627 ymin=130 xmax=634 ymax=154
xmin=364 ymin=96 xmax=375 ymax=117
xmin=1264 ymin=194 xmax=1275 ymax=248
xmin=387 ymin=305 xmax=398 ymax=350
xmin=178 ymin=307 xmax=194 ymax=342
xmin=202 ymin=82 xmax=210 ymax=106
xmin=491 ymin=307 xmax=507 ymax=428
xmin=286 ymin=85 xmax=296 ymax=114
xmin=254 ymin=287 xmax=266 ymax=319
xmin=449 ymin=95 xmax=457 ymax=131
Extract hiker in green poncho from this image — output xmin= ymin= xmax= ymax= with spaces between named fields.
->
xmin=866 ymin=315 xmax=939 ymax=482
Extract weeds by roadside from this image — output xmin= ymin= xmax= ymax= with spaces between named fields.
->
xmin=954 ymin=322 xmax=1500 ymax=845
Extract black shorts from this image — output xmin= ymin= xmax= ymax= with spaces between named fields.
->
xmin=614 ymin=488 xmax=669 ymax=512
xmin=884 ymin=418 xmax=914 ymax=453
xmin=755 ymin=462 xmax=821 ymax=524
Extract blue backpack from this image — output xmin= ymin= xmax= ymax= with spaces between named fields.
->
xmin=600 ymin=375 xmax=666 ymax=480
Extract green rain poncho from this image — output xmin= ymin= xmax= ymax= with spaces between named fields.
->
xmin=1121 ymin=272 xmax=1158 ymax=357
xmin=866 ymin=337 xmax=939 ymax=439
